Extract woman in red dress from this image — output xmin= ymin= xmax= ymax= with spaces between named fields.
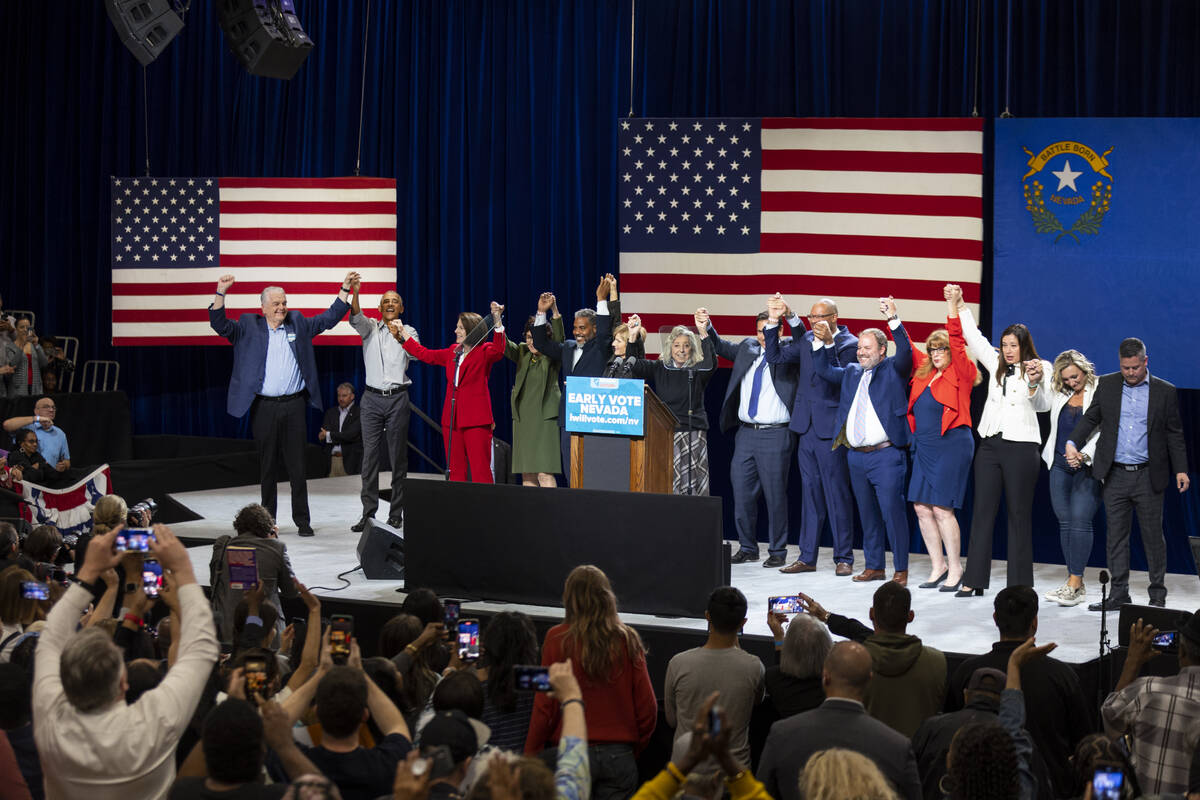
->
xmin=397 ymin=302 xmax=506 ymax=482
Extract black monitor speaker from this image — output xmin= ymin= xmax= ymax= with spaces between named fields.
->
xmin=357 ymin=519 xmax=405 ymax=581
xmin=217 ymin=0 xmax=313 ymax=80
xmin=105 ymin=0 xmax=185 ymax=65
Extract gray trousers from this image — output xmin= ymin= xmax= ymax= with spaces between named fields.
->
xmin=360 ymin=389 xmax=411 ymax=521
xmin=1102 ymin=466 xmax=1167 ymax=603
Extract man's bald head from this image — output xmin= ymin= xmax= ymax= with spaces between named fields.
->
xmin=822 ymin=641 xmax=873 ymax=699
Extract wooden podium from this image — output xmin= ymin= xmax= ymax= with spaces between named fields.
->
xmin=569 ymin=385 xmax=677 ymax=493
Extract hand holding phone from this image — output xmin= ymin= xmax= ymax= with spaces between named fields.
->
xmin=769 ymin=595 xmax=804 ymax=615
xmin=513 ymin=665 xmax=552 ymax=691
xmin=142 ymin=559 xmax=163 ymax=599
xmin=443 ymin=600 xmax=461 ymax=634
xmin=1152 ymin=630 xmax=1178 ymax=651
xmin=457 ymin=619 xmax=480 ymax=661
xmin=21 ymin=581 xmax=49 ymax=600
xmin=1091 ymin=763 xmax=1123 ymax=800
xmin=330 ymin=614 xmax=354 ymax=665
xmin=244 ymin=658 xmax=269 ymax=696
xmin=115 ymin=528 xmax=154 ymax=552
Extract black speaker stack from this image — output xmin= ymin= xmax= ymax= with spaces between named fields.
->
xmin=217 ymin=0 xmax=313 ymax=80
xmin=104 ymin=0 xmax=185 ymax=65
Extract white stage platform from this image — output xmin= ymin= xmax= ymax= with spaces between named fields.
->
xmin=175 ymin=475 xmax=1200 ymax=664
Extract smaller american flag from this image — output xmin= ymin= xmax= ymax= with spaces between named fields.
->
xmin=110 ymin=177 xmax=397 ymax=345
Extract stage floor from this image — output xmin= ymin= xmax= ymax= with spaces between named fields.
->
xmin=176 ymin=475 xmax=1200 ymax=664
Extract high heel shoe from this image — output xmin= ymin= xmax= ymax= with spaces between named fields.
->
xmin=953 ymin=587 xmax=983 ymax=598
xmin=938 ymin=578 xmax=963 ymax=593
xmin=918 ymin=570 xmax=949 ymax=589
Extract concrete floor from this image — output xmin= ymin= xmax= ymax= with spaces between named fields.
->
xmin=177 ymin=474 xmax=1200 ymax=663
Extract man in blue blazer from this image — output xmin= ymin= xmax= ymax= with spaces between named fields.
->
xmin=763 ymin=295 xmax=858 ymax=575
xmin=813 ymin=297 xmax=914 ymax=584
xmin=709 ymin=312 xmax=801 ymax=568
xmin=209 ymin=272 xmax=354 ymax=536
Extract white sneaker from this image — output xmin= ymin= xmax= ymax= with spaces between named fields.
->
xmin=1049 ymin=584 xmax=1087 ymax=607
xmin=1043 ymin=583 xmax=1071 ymax=603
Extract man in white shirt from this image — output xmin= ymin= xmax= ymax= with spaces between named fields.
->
xmin=33 ymin=523 xmax=219 ymax=800
xmin=349 ymin=286 xmax=418 ymax=530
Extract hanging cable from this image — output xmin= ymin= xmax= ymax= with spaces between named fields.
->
xmin=142 ymin=65 xmax=151 ymax=176
xmin=628 ymin=0 xmax=635 ymax=117
xmin=354 ymin=0 xmax=372 ymax=176
xmin=970 ymin=0 xmax=982 ymax=117
xmin=1001 ymin=0 xmax=1014 ymax=117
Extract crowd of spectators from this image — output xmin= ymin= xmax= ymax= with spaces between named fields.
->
xmin=0 ymin=499 xmax=1198 ymax=800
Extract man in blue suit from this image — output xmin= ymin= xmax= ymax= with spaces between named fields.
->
xmin=709 ymin=312 xmax=801 ymax=567
xmin=209 ymin=272 xmax=354 ymax=537
xmin=763 ymin=294 xmax=857 ymax=575
xmin=813 ymin=296 xmax=914 ymax=584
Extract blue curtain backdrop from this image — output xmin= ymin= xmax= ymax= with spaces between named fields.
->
xmin=0 ymin=0 xmax=1196 ymax=566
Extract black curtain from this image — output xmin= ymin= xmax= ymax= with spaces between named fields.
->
xmin=1 ymin=0 xmax=1196 ymax=563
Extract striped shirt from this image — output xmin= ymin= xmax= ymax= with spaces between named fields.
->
xmin=1102 ymin=665 xmax=1200 ymax=795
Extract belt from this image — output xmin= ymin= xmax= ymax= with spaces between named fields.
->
xmin=740 ymin=422 xmax=788 ymax=430
xmin=366 ymin=384 xmax=409 ymax=396
xmin=256 ymin=390 xmax=306 ymax=403
xmin=850 ymin=441 xmax=892 ymax=453
xmin=1113 ymin=461 xmax=1148 ymax=472
xmin=331 ymin=453 xmax=343 ymax=458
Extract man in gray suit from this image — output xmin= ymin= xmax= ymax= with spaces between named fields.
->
xmin=758 ymin=641 xmax=923 ymax=800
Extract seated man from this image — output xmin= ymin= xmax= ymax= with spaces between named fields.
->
xmin=1102 ymin=611 xmax=1200 ymax=795
xmin=33 ymin=523 xmax=219 ymax=798
xmin=758 ymin=641 xmax=921 ymax=800
xmin=3 ymin=396 xmax=70 ymax=482
xmin=800 ymin=584 xmax=945 ymax=737
xmin=319 ymin=382 xmax=362 ymax=477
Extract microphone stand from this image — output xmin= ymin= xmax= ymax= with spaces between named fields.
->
xmin=685 ymin=368 xmax=695 ymax=495
xmin=1098 ymin=568 xmax=1111 ymax=708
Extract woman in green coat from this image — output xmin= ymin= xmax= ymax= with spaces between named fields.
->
xmin=505 ymin=294 xmax=565 ymax=486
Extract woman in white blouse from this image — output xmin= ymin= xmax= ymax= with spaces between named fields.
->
xmin=1041 ymin=351 xmax=1101 ymax=607
xmin=950 ymin=285 xmax=1052 ymax=597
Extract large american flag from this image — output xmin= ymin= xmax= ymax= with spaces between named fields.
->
xmin=110 ymin=177 xmax=397 ymax=345
xmin=618 ymin=118 xmax=982 ymax=354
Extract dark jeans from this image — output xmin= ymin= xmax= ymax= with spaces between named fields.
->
xmin=1102 ymin=466 xmax=1167 ymax=603
xmin=251 ymin=394 xmax=309 ymax=528
xmin=587 ymin=743 xmax=638 ymax=800
xmin=1048 ymin=465 xmax=1102 ymax=576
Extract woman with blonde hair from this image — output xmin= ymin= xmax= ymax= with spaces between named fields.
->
xmin=629 ymin=311 xmax=717 ymax=495
xmin=800 ymin=749 xmax=898 ymax=800
xmin=907 ymin=287 xmax=980 ymax=593
xmin=524 ymin=564 xmax=656 ymax=800
xmin=1041 ymin=350 xmax=1101 ymax=607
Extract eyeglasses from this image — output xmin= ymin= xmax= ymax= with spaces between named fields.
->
xmin=928 ymin=346 xmax=950 ymax=354
xmin=807 ymin=312 xmax=836 ymax=320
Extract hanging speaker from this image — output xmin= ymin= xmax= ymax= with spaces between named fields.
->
xmin=105 ymin=0 xmax=185 ymax=66
xmin=217 ymin=0 xmax=313 ymax=80
xmin=357 ymin=519 xmax=405 ymax=580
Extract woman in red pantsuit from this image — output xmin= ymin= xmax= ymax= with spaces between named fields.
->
xmin=398 ymin=302 xmax=506 ymax=482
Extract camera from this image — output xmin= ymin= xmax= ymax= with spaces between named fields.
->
xmin=128 ymin=498 xmax=158 ymax=526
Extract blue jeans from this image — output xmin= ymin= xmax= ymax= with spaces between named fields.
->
xmin=1048 ymin=465 xmax=1102 ymax=576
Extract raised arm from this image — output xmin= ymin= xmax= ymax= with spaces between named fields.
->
xmin=531 ymin=292 xmax=566 ymax=362
xmin=208 ymin=274 xmax=239 ymax=341
xmin=706 ymin=322 xmax=740 ymax=362
xmin=812 ymin=338 xmax=847 ymax=386
xmin=954 ymin=296 xmax=995 ymax=368
xmin=881 ymin=297 xmax=913 ymax=376
xmin=304 ymin=272 xmax=357 ymax=336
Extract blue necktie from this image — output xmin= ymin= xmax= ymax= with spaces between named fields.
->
xmin=747 ymin=356 xmax=768 ymax=419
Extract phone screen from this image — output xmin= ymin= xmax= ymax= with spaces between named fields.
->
xmin=331 ymin=615 xmax=353 ymax=664
xmin=1153 ymin=630 xmax=1178 ymax=649
xmin=1092 ymin=767 xmax=1123 ymax=800
xmin=513 ymin=665 xmax=551 ymax=691
xmin=708 ymin=706 xmax=722 ymax=735
xmin=21 ymin=581 xmax=49 ymax=600
xmin=116 ymin=528 xmax=154 ymax=552
xmin=244 ymin=659 xmax=269 ymax=694
xmin=457 ymin=619 xmax=480 ymax=660
xmin=443 ymin=600 xmax=461 ymax=633
xmin=142 ymin=560 xmax=163 ymax=598
xmin=769 ymin=595 xmax=804 ymax=614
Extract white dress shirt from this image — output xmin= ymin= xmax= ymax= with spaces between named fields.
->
xmin=959 ymin=307 xmax=1051 ymax=442
xmin=812 ymin=318 xmax=900 ymax=446
xmin=332 ymin=403 xmax=351 ymax=455
xmin=737 ymin=347 xmax=790 ymax=425
xmin=349 ymin=312 xmax=417 ymax=390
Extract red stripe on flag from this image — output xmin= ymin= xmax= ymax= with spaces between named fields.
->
xmin=217 ymin=255 xmax=397 ymax=267
xmin=219 ymin=201 xmax=397 ymax=215
xmin=114 ymin=308 xmax=355 ymax=322
xmin=219 ymin=177 xmax=396 ymax=189
xmin=622 ymin=273 xmax=980 ymax=302
xmin=761 ymin=150 xmax=982 ymax=174
xmin=761 ymin=118 xmax=984 ymax=132
xmin=761 ymin=191 xmax=982 ymax=217
xmin=759 ymin=233 xmax=981 ymax=260
xmin=218 ymin=227 xmax=396 ymax=241
xmin=113 ymin=282 xmax=396 ymax=296
xmin=112 ymin=335 xmax=367 ymax=346
xmin=633 ymin=313 xmax=949 ymax=344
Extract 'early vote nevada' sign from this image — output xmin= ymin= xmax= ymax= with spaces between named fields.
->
xmin=564 ymin=377 xmax=645 ymax=436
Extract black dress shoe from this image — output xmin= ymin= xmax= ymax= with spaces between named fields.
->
xmin=351 ymin=517 xmax=369 ymax=533
xmin=298 ymin=526 xmax=315 ymax=537
xmin=918 ymin=570 xmax=949 ymax=589
xmin=953 ymin=587 xmax=983 ymax=598
xmin=387 ymin=516 xmax=403 ymax=528
xmin=1088 ymin=596 xmax=1131 ymax=612
xmin=730 ymin=550 xmax=759 ymax=564
xmin=1149 ymin=598 xmax=1166 ymax=608
xmin=763 ymin=555 xmax=786 ymax=568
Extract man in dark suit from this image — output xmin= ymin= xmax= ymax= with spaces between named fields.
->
xmin=758 ymin=640 xmax=922 ymax=800
xmin=708 ymin=311 xmax=800 ymax=567
xmin=1065 ymin=337 xmax=1190 ymax=609
xmin=763 ymin=294 xmax=858 ymax=575
xmin=320 ymin=383 xmax=362 ymax=477
xmin=532 ymin=275 xmax=617 ymax=479
xmin=209 ymin=273 xmax=354 ymax=537
xmin=813 ymin=297 xmax=914 ymax=583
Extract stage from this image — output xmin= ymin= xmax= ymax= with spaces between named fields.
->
xmin=176 ymin=474 xmax=1200 ymax=665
